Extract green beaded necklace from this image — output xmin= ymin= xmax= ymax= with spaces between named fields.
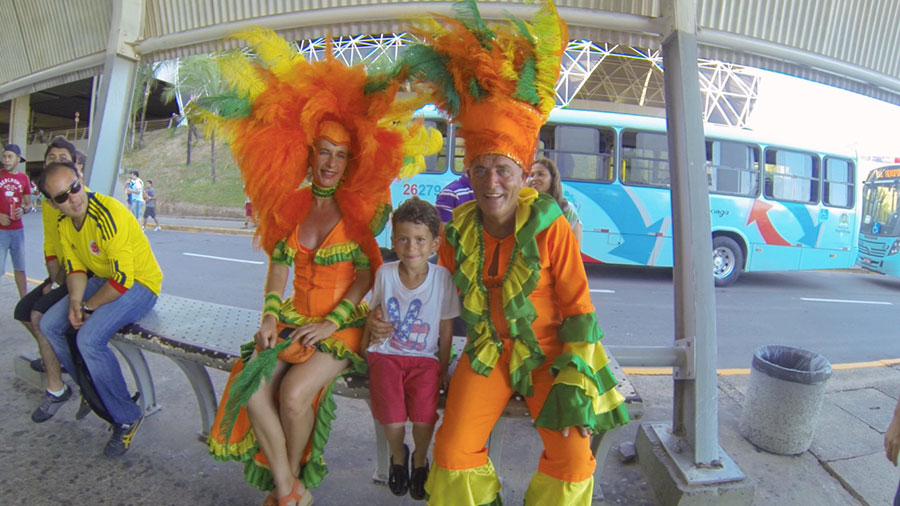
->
xmin=311 ymin=182 xmax=338 ymax=198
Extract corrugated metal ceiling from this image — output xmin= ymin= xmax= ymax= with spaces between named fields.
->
xmin=2 ymin=0 xmax=900 ymax=105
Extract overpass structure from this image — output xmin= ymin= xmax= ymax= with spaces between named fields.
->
xmin=3 ymin=1 xmax=900 ymax=504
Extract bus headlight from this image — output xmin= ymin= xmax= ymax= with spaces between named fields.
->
xmin=891 ymin=240 xmax=900 ymax=255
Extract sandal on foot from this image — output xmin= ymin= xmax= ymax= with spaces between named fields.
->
xmin=278 ymin=479 xmax=314 ymax=506
xmin=263 ymin=493 xmax=277 ymax=506
xmin=388 ymin=444 xmax=410 ymax=496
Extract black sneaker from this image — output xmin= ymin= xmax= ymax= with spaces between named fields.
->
xmin=29 ymin=358 xmax=45 ymax=373
xmin=31 ymin=385 xmax=72 ymax=423
xmin=409 ymin=460 xmax=429 ymax=500
xmin=104 ymin=416 xmax=143 ymax=457
xmin=29 ymin=358 xmax=66 ymax=374
xmin=75 ymin=397 xmax=92 ymax=420
xmin=388 ymin=444 xmax=410 ymax=496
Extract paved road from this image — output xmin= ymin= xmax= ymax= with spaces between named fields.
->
xmin=16 ymin=208 xmax=900 ymax=368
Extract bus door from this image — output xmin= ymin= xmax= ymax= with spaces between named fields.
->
xmin=799 ymin=157 xmax=856 ymax=269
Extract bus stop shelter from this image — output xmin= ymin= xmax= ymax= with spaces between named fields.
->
xmin=3 ymin=1 xmax=900 ymax=504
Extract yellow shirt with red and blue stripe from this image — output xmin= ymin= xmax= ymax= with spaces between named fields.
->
xmin=60 ymin=192 xmax=162 ymax=295
xmin=42 ymin=205 xmax=63 ymax=262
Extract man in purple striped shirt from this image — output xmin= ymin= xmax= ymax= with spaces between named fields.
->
xmin=434 ymin=173 xmax=475 ymax=223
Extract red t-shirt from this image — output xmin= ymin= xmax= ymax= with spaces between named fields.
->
xmin=0 ymin=169 xmax=31 ymax=231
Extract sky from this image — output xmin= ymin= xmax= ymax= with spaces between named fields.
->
xmin=747 ymin=69 xmax=900 ymax=161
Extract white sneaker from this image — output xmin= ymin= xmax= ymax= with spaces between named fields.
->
xmin=154 ymin=226 xmax=161 ymax=231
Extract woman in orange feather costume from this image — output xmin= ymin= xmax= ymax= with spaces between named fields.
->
xmin=197 ymin=30 xmax=439 ymax=506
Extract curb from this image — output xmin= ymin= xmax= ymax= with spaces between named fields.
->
xmin=159 ymin=225 xmax=254 ymax=236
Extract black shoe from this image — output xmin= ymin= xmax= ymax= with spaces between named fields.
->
xmin=29 ymin=358 xmax=66 ymax=374
xmin=104 ymin=416 xmax=143 ymax=457
xmin=75 ymin=397 xmax=92 ymax=420
xmin=29 ymin=358 xmax=45 ymax=373
xmin=388 ymin=444 xmax=410 ymax=496
xmin=31 ymin=384 xmax=73 ymax=423
xmin=409 ymin=459 xmax=429 ymax=500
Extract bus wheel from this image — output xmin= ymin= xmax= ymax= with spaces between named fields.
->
xmin=712 ymin=236 xmax=743 ymax=287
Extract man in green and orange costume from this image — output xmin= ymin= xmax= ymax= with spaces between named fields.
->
xmin=197 ymin=30 xmax=440 ymax=506
xmin=400 ymin=2 xmax=629 ymax=504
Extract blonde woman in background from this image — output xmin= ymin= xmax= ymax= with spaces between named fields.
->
xmin=528 ymin=157 xmax=583 ymax=244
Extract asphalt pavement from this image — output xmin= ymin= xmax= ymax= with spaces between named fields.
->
xmin=3 ymin=213 xmax=900 ymax=505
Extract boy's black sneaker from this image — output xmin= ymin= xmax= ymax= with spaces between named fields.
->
xmin=104 ymin=416 xmax=143 ymax=457
xmin=388 ymin=444 xmax=410 ymax=496
xmin=409 ymin=460 xmax=430 ymax=500
xmin=31 ymin=384 xmax=72 ymax=423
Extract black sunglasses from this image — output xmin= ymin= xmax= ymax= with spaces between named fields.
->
xmin=52 ymin=180 xmax=83 ymax=204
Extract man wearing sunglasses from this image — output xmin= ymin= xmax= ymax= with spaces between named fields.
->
xmin=14 ymin=137 xmax=86 ymax=423
xmin=37 ymin=161 xmax=162 ymax=457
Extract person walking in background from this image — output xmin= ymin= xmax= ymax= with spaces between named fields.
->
xmin=38 ymin=161 xmax=162 ymax=457
xmin=360 ymin=197 xmax=460 ymax=500
xmin=126 ymin=171 xmax=145 ymax=223
xmin=1 ymin=143 xmax=33 ymax=297
xmin=528 ymin=157 xmax=583 ymax=245
xmin=243 ymin=194 xmax=254 ymax=229
xmin=142 ymin=180 xmax=160 ymax=231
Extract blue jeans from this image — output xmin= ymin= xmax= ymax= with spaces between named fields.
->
xmin=130 ymin=200 xmax=145 ymax=221
xmin=40 ymin=276 xmax=157 ymax=425
xmin=0 ymin=228 xmax=26 ymax=272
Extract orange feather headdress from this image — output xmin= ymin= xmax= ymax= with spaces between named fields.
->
xmin=400 ymin=0 xmax=567 ymax=170
xmin=193 ymin=29 xmax=441 ymax=264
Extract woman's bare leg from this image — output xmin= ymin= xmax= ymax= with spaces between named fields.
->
xmin=246 ymin=359 xmax=293 ymax=499
xmin=279 ymin=351 xmax=349 ymax=494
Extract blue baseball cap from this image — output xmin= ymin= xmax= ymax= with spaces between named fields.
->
xmin=3 ymin=144 xmax=25 ymax=163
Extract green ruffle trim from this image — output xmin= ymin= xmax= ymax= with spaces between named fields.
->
xmin=315 ymin=241 xmax=364 ymax=267
xmin=369 ymin=202 xmax=392 ymax=236
xmin=533 ymin=383 xmax=630 ymax=433
xmin=445 ymin=191 xmax=561 ymax=397
xmin=243 ymin=459 xmax=275 ymax=492
xmin=557 ymin=312 xmax=603 ymax=343
xmin=207 ymin=431 xmax=258 ymax=463
xmin=270 ymin=239 xmax=296 ymax=267
xmin=299 ymin=378 xmax=338 ymax=489
xmin=317 ymin=337 xmax=368 ymax=375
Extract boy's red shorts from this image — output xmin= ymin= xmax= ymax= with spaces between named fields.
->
xmin=367 ymin=352 xmax=440 ymax=425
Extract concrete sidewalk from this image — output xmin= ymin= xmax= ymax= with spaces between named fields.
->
xmin=3 ymin=275 xmax=899 ymax=505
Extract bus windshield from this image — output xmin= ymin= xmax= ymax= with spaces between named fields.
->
xmin=861 ymin=180 xmax=900 ymax=236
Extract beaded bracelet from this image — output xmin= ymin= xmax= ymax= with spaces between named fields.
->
xmin=262 ymin=292 xmax=282 ymax=319
xmin=324 ymin=298 xmax=355 ymax=328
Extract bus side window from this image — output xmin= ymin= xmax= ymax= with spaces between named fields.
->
xmin=823 ymin=157 xmax=854 ymax=209
xmin=552 ymin=124 xmax=614 ymax=183
xmin=707 ymin=139 xmax=760 ymax=197
xmin=764 ymin=148 xmax=819 ymax=204
xmin=621 ymin=130 xmax=669 ymax=187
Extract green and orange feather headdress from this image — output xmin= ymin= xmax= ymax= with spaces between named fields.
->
xmin=193 ymin=29 xmax=441 ymax=263
xmin=399 ymin=0 xmax=567 ymax=170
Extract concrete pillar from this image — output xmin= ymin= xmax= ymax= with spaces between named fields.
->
xmin=8 ymin=95 xmax=29 ymax=150
xmin=635 ymin=1 xmax=752 ymax=503
xmin=86 ymin=0 xmax=144 ymax=196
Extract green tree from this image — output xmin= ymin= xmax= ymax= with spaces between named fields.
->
xmin=161 ymin=54 xmax=225 ymax=182
xmin=129 ymin=62 xmax=161 ymax=150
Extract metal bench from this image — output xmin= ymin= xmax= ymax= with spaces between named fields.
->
xmin=31 ymin=293 xmax=642 ymax=497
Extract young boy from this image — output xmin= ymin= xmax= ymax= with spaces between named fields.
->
xmin=361 ymin=197 xmax=460 ymax=500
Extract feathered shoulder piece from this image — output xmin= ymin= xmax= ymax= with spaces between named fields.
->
xmin=399 ymin=0 xmax=567 ymax=169
xmin=192 ymin=29 xmax=441 ymax=256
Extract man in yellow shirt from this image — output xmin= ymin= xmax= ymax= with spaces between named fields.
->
xmin=37 ymin=161 xmax=163 ymax=457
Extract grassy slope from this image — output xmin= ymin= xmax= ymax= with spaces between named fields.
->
xmin=121 ymin=126 xmax=245 ymax=217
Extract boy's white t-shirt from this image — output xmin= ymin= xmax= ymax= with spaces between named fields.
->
xmin=367 ymin=261 xmax=461 ymax=360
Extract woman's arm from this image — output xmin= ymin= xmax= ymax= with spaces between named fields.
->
xmin=255 ymin=262 xmax=289 ymax=349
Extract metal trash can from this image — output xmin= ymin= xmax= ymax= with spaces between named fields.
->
xmin=740 ymin=344 xmax=832 ymax=455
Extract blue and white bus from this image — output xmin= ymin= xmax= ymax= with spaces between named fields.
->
xmin=386 ymin=106 xmax=859 ymax=286
xmin=858 ymin=165 xmax=900 ymax=275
